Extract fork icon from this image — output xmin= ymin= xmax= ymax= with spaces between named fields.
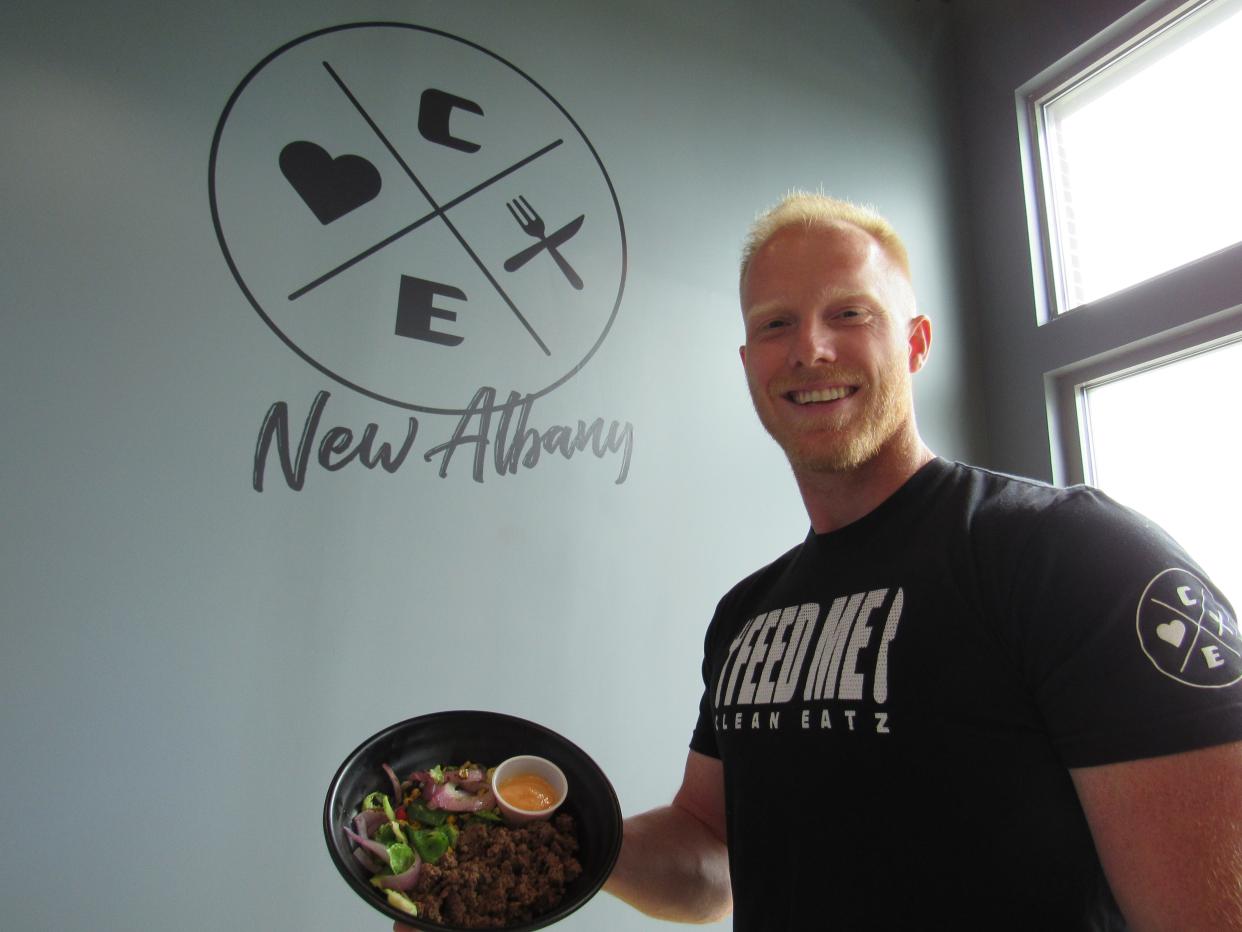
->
xmin=503 ymin=196 xmax=585 ymax=290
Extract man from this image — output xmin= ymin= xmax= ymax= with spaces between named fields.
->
xmin=602 ymin=194 xmax=1242 ymax=930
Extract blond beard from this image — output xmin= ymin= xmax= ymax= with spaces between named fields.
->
xmin=754 ymin=361 xmax=911 ymax=475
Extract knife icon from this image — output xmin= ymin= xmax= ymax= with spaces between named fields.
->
xmin=504 ymin=198 xmax=585 ymax=290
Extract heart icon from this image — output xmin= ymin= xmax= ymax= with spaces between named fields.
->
xmin=279 ymin=141 xmax=381 ymax=225
xmin=1156 ymin=619 xmax=1186 ymax=648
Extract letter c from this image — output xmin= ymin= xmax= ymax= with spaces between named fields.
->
xmin=418 ymin=89 xmax=484 ymax=153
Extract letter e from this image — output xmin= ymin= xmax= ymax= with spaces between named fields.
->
xmin=395 ymin=275 xmax=466 ymax=346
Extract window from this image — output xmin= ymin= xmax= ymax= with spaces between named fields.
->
xmin=1021 ymin=0 xmax=1242 ymax=606
xmin=1021 ymin=0 xmax=1242 ymax=317
xmin=1080 ymin=338 xmax=1242 ymax=599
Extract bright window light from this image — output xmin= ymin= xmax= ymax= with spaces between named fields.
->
xmin=1082 ymin=337 xmax=1242 ymax=602
xmin=1040 ymin=0 xmax=1242 ymax=311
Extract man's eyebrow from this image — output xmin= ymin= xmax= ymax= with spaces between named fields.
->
xmin=741 ymin=300 xmax=786 ymax=319
xmin=815 ymin=287 xmax=879 ymax=307
xmin=743 ymin=289 xmax=878 ymax=318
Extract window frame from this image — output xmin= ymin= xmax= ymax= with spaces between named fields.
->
xmin=1016 ymin=0 xmax=1242 ymax=487
xmin=1076 ymin=331 xmax=1242 ymax=485
xmin=1047 ymin=310 xmax=1242 ymax=486
xmin=1018 ymin=0 xmax=1239 ymax=323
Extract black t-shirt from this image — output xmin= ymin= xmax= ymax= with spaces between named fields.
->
xmin=690 ymin=458 xmax=1241 ymax=931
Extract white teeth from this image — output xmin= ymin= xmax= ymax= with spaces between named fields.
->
xmin=790 ymin=387 xmax=852 ymax=404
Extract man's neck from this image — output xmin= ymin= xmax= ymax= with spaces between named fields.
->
xmin=794 ymin=430 xmax=935 ymax=535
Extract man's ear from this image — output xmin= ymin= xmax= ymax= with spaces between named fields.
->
xmin=739 ymin=345 xmax=747 ymax=365
xmin=907 ymin=315 xmax=931 ymax=373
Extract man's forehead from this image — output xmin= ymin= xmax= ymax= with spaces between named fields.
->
xmin=756 ymin=220 xmax=885 ymax=264
xmin=741 ymin=222 xmax=915 ymax=319
xmin=744 ymin=224 xmax=895 ymax=295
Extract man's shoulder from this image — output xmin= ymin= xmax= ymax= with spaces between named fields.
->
xmin=931 ymin=458 xmax=1179 ymax=570
xmin=934 ymin=458 xmax=1062 ymax=503
xmin=934 ymin=459 xmax=1128 ymax=524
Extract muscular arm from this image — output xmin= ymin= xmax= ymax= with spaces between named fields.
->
xmin=603 ymin=749 xmax=732 ymax=923
xmin=1072 ymin=740 xmax=1242 ymax=932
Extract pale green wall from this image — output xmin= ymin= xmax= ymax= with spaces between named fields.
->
xmin=1 ymin=2 xmax=972 ymax=929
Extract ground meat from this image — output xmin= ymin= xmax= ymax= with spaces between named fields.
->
xmin=412 ymin=813 xmax=582 ymax=928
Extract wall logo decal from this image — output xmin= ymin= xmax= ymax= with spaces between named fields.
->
xmin=208 ymin=23 xmax=631 ymax=489
xmin=278 ymin=140 xmax=382 ymax=225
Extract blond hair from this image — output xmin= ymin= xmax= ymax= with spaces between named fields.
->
xmin=739 ymin=192 xmax=911 ymax=289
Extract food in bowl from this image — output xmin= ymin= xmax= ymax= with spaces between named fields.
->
xmin=344 ymin=760 xmax=582 ymax=928
xmin=498 ymin=773 xmax=558 ymax=810
xmin=491 ymin=756 xmax=568 ymax=825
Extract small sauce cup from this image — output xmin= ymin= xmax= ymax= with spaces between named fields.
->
xmin=492 ymin=755 xmax=568 ymax=825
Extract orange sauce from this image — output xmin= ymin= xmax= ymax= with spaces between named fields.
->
xmin=498 ymin=772 xmax=559 ymax=811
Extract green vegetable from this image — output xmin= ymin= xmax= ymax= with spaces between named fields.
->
xmin=469 ymin=808 xmax=502 ymax=823
xmin=361 ymin=791 xmax=389 ymax=811
xmin=428 ymin=764 xmax=445 ymax=783
xmin=387 ymin=842 xmax=415 ymax=875
xmin=380 ymin=795 xmax=408 ymax=844
xmin=380 ymin=888 xmax=418 ymax=916
xmin=410 ymin=828 xmax=451 ymax=864
xmin=406 ymin=801 xmax=448 ymax=826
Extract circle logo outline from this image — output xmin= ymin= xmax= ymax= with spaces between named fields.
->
xmin=208 ymin=21 xmax=627 ymax=415
xmin=1135 ymin=566 xmax=1242 ymax=689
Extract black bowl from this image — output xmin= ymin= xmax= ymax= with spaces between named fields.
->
xmin=323 ymin=710 xmax=622 ymax=930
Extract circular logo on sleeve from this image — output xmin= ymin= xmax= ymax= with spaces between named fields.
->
xmin=1136 ymin=568 xmax=1241 ymax=688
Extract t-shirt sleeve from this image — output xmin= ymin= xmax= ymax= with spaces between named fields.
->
xmin=1006 ymin=488 xmax=1242 ymax=768
xmin=689 ymin=606 xmax=723 ymax=759
xmin=689 ymin=687 xmax=720 ymax=758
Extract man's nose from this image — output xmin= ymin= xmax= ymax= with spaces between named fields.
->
xmin=790 ymin=318 xmax=837 ymax=366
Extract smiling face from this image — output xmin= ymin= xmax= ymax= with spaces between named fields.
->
xmin=740 ymin=221 xmax=930 ymax=476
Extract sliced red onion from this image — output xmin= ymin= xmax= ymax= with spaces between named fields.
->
xmin=383 ymin=763 xmax=402 ymax=804
xmin=354 ymin=809 xmax=387 ymax=837
xmin=448 ymin=765 xmax=486 ymax=787
xmin=429 ymin=780 xmax=495 ymax=812
xmin=344 ymin=825 xmax=391 ymax=864
xmin=352 ymin=844 xmax=385 ymax=874
xmin=409 ymin=770 xmax=437 ymax=799
xmin=372 ymin=853 xmax=423 ymax=891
